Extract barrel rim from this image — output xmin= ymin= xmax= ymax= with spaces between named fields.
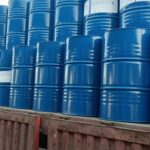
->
xmin=101 ymin=86 xmax=150 ymax=92
xmin=0 ymin=67 xmax=11 ymax=70
xmin=101 ymin=58 xmax=150 ymax=65
xmin=13 ymin=45 xmax=34 ymax=50
xmin=10 ymin=85 xmax=33 ymax=88
xmin=0 ymin=5 xmax=8 ymax=9
xmin=104 ymin=27 xmax=150 ymax=35
xmin=29 ymin=9 xmax=53 ymax=13
xmin=55 ymin=1 xmax=84 ymax=7
xmin=0 ymin=84 xmax=10 ymax=87
xmin=66 ymin=35 xmax=102 ymax=41
xmin=37 ymin=41 xmax=65 ymax=46
xmin=85 ymin=12 xmax=119 ymax=19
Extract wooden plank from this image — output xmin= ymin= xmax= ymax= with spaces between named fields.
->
xmin=0 ymin=109 xmax=40 ymax=150
xmin=115 ymin=141 xmax=126 ymax=150
xmin=100 ymin=138 xmax=109 ymax=150
xmin=1 ymin=107 xmax=150 ymax=134
xmin=48 ymin=121 xmax=58 ymax=150
xmin=62 ymin=132 xmax=70 ymax=150
xmin=5 ymin=121 xmax=12 ymax=150
xmin=131 ymin=144 xmax=143 ymax=150
xmin=48 ymin=119 xmax=150 ymax=150
xmin=12 ymin=122 xmax=20 ymax=150
xmin=19 ymin=123 xmax=27 ymax=150
xmin=0 ymin=120 xmax=5 ymax=149
xmin=0 ymin=110 xmax=38 ymax=125
xmin=74 ymin=134 xmax=82 ymax=150
xmin=55 ymin=119 xmax=150 ymax=145
xmin=87 ymin=135 xmax=95 ymax=150
xmin=1 ymin=107 xmax=150 ymax=150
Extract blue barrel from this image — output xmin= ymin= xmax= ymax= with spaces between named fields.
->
xmin=62 ymin=36 xmax=101 ymax=117
xmin=28 ymin=0 xmax=55 ymax=47
xmin=33 ymin=42 xmax=65 ymax=112
xmin=6 ymin=0 xmax=29 ymax=50
xmin=120 ymin=1 xmax=150 ymax=29
xmin=84 ymin=0 xmax=119 ymax=37
xmin=0 ymin=50 xmax=12 ymax=106
xmin=9 ymin=46 xmax=35 ymax=109
xmin=0 ymin=6 xmax=7 ymax=49
xmin=100 ymin=28 xmax=150 ymax=123
xmin=54 ymin=0 xmax=84 ymax=42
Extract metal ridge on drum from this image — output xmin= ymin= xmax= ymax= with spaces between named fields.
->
xmin=100 ymin=28 xmax=150 ymax=123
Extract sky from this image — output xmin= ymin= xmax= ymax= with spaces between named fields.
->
xmin=0 ymin=0 xmax=8 ymax=5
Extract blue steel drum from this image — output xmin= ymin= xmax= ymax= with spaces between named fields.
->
xmin=28 ymin=0 xmax=55 ymax=47
xmin=54 ymin=0 xmax=84 ymax=42
xmin=0 ymin=6 xmax=7 ymax=49
xmin=9 ymin=46 xmax=35 ymax=109
xmin=85 ymin=13 xmax=118 ymax=37
xmin=100 ymin=28 xmax=150 ymax=122
xmin=0 ymin=50 xmax=12 ymax=106
xmin=120 ymin=1 xmax=150 ymax=29
xmin=84 ymin=0 xmax=119 ymax=37
xmin=6 ymin=0 xmax=29 ymax=50
xmin=33 ymin=42 xmax=65 ymax=112
xmin=62 ymin=36 xmax=101 ymax=117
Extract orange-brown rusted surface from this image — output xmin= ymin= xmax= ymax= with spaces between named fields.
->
xmin=48 ymin=118 xmax=150 ymax=150
xmin=0 ymin=109 xmax=40 ymax=150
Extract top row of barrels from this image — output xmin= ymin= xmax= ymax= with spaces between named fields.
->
xmin=1 ymin=0 xmax=150 ymax=50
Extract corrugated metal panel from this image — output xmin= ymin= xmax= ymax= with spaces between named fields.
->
xmin=0 ymin=109 xmax=40 ymax=150
xmin=48 ymin=118 xmax=150 ymax=150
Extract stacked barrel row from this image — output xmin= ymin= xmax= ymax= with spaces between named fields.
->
xmin=100 ymin=0 xmax=150 ymax=122
xmin=0 ymin=5 xmax=10 ymax=107
xmin=60 ymin=0 xmax=119 ymax=117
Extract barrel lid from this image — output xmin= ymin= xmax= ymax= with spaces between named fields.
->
xmin=85 ymin=12 xmax=119 ymax=19
xmin=37 ymin=41 xmax=65 ymax=46
xmin=0 ymin=5 xmax=8 ymax=12
xmin=67 ymin=35 xmax=101 ymax=39
xmin=104 ymin=27 xmax=150 ymax=35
